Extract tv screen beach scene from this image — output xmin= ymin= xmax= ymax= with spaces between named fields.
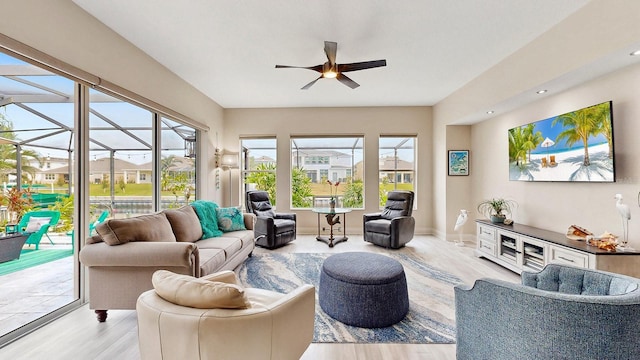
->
xmin=508 ymin=101 xmax=614 ymax=182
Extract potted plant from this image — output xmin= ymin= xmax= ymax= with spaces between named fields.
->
xmin=477 ymin=198 xmax=517 ymax=224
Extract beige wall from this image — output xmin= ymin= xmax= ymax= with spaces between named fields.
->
xmin=470 ymin=63 xmax=640 ymax=247
xmin=0 ymin=0 xmax=225 ymax=201
xmin=433 ymin=0 xmax=640 ymax=242
xmin=224 ymin=107 xmax=433 ymax=235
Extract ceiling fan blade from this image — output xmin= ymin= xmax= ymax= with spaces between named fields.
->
xmin=338 ymin=60 xmax=387 ymax=73
xmin=301 ymin=76 xmax=322 ymax=90
xmin=324 ymin=41 xmax=337 ymax=66
xmin=275 ymin=64 xmax=323 ymax=73
xmin=336 ymin=73 xmax=360 ymax=89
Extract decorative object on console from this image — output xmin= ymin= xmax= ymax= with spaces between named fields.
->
xmin=509 ymin=101 xmax=615 ymax=182
xmin=477 ymin=198 xmax=517 ymax=224
xmin=615 ymin=193 xmax=630 ymax=247
xmin=453 ymin=209 xmax=468 ymax=247
xmin=565 ymin=224 xmax=593 ymax=240
xmin=448 ymin=150 xmax=469 ymax=176
xmin=586 ymin=232 xmax=618 ymax=252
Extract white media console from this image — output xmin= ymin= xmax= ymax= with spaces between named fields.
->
xmin=476 ymin=219 xmax=640 ymax=278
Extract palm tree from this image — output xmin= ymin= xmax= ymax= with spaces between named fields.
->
xmin=522 ymin=123 xmax=544 ymax=163
xmin=508 ymin=127 xmax=528 ymax=166
xmin=552 ymin=109 xmax=600 ymax=166
xmin=591 ymin=102 xmax=613 ymax=158
xmin=0 ymin=115 xmax=42 ymax=183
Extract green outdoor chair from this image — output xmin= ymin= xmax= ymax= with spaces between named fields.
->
xmin=90 ymin=210 xmax=110 ymax=235
xmin=18 ymin=210 xmax=61 ymax=250
xmin=67 ymin=210 xmax=110 ymax=245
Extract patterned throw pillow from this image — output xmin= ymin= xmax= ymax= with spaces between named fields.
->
xmin=216 ymin=207 xmax=247 ymax=232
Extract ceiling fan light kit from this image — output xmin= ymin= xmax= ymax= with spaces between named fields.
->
xmin=276 ymin=41 xmax=386 ymax=90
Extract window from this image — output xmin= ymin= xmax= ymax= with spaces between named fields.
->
xmin=241 ymin=138 xmax=276 ymax=207
xmin=291 ymin=136 xmax=364 ymax=209
xmin=160 ymin=117 xmax=197 ymax=210
xmin=89 ymin=90 xmax=154 ymax=215
xmin=379 ymin=136 xmax=416 ymax=207
xmin=0 ymin=40 xmax=203 ymax=346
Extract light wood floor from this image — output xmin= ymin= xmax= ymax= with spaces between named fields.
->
xmin=0 ymin=234 xmax=519 ymax=359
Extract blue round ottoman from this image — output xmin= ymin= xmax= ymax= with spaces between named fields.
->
xmin=319 ymin=252 xmax=409 ymax=328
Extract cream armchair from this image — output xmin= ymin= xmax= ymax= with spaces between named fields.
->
xmin=136 ymin=270 xmax=316 ymax=360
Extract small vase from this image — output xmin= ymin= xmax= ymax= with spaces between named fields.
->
xmin=330 ymin=198 xmax=336 ymax=211
xmin=490 ymin=215 xmax=505 ymax=224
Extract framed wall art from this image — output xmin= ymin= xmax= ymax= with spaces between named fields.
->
xmin=448 ymin=150 xmax=469 ymax=176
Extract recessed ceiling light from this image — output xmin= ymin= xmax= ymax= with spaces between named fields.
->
xmin=486 ymin=110 xmax=494 ymax=114
xmin=536 ymin=89 xmax=548 ymax=94
xmin=631 ymin=50 xmax=640 ymax=56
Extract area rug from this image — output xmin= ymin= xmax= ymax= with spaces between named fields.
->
xmin=0 ymin=249 xmax=73 ymax=276
xmin=236 ymin=252 xmax=463 ymax=343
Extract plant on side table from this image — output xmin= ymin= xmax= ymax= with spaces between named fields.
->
xmin=477 ymin=198 xmax=517 ymax=224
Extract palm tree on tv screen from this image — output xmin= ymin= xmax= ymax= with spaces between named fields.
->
xmin=552 ymin=103 xmax=611 ymax=167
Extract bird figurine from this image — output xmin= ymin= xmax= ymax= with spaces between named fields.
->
xmin=454 ymin=209 xmax=469 ymax=246
xmin=325 ymin=213 xmax=340 ymax=226
xmin=615 ymin=194 xmax=631 ymax=247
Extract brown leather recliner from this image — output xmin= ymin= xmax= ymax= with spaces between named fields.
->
xmin=363 ymin=190 xmax=415 ymax=249
xmin=245 ymin=190 xmax=296 ymax=249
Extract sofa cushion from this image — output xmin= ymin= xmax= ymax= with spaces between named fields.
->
xmin=152 ymin=270 xmax=250 ymax=309
xmin=96 ymin=213 xmax=177 ymax=246
xmin=164 ymin=205 xmax=203 ymax=242
xmin=216 ymin=207 xmax=247 ymax=232
xmin=197 ymin=237 xmax=243 ymax=260
xmin=198 ymin=248 xmax=227 ymax=276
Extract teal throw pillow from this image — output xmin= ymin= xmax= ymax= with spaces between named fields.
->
xmin=216 ymin=207 xmax=247 ymax=232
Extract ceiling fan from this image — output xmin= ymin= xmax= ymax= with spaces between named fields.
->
xmin=275 ymin=41 xmax=386 ymax=90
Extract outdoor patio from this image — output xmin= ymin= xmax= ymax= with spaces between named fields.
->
xmin=0 ymin=233 xmax=75 ymax=336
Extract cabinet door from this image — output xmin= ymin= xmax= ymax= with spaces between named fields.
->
xmin=522 ymin=237 xmax=546 ymax=272
xmin=476 ymin=223 xmax=496 ymax=256
xmin=497 ymin=230 xmax=520 ymax=267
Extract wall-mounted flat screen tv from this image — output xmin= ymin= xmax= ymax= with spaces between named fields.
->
xmin=508 ymin=101 xmax=614 ymax=182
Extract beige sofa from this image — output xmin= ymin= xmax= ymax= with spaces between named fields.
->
xmin=79 ymin=205 xmax=255 ymax=322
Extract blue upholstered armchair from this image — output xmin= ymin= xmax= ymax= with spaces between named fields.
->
xmin=455 ymin=264 xmax=640 ymax=360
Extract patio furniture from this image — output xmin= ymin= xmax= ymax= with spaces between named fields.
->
xmin=0 ymin=233 xmax=31 ymax=263
xmin=18 ymin=210 xmax=61 ymax=250
xmin=319 ymin=252 xmax=409 ymax=328
xmin=455 ymin=263 xmax=640 ymax=360
xmin=67 ymin=210 xmax=110 ymax=243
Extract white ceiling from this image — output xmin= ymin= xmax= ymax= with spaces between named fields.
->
xmin=72 ymin=0 xmax=593 ymax=109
